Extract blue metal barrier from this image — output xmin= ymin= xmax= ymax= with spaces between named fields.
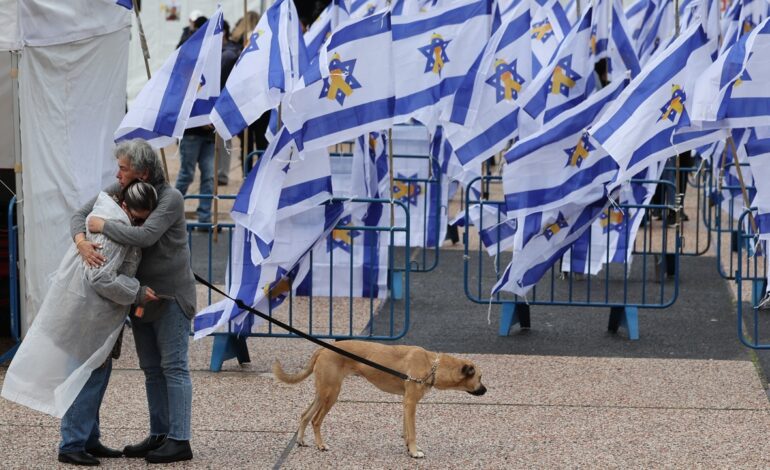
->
xmin=0 ymin=196 xmax=20 ymax=364
xmin=183 ymin=195 xmax=411 ymax=371
xmin=463 ymin=177 xmax=680 ymax=340
xmin=735 ymin=208 xmax=769 ymax=349
xmin=713 ymin=162 xmax=755 ymax=280
xmin=244 ymin=150 xmax=264 ymax=176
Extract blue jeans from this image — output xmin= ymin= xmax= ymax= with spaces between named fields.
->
xmin=131 ymin=301 xmax=192 ymax=441
xmin=176 ymin=134 xmax=215 ymax=223
xmin=59 ymin=360 xmax=112 ymax=453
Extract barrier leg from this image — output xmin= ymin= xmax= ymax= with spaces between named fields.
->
xmin=499 ymin=302 xmax=530 ymax=336
xmin=210 ymin=334 xmax=251 ymax=372
xmin=608 ymin=306 xmax=639 ymax=340
xmin=391 ymin=270 xmax=403 ymax=300
xmin=753 ymin=280 xmax=768 ymax=307
xmin=731 ymin=231 xmax=740 ymax=253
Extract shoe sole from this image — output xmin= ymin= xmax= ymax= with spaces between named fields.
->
xmin=145 ymin=453 xmax=193 ymax=464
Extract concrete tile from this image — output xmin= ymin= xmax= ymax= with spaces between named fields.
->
xmin=279 ymin=401 xmax=770 ymax=469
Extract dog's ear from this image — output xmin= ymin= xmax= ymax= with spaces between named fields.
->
xmin=461 ymin=364 xmax=475 ymax=377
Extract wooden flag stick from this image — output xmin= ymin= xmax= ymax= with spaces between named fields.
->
xmin=727 ymin=135 xmax=758 ymax=234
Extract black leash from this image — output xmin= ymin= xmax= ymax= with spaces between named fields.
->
xmin=193 ymin=273 xmax=423 ymax=383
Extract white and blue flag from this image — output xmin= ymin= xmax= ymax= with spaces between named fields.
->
xmin=211 ymin=0 xmax=306 ymax=140
xmin=194 ymin=201 xmax=347 ymax=338
xmin=625 ymin=0 xmax=652 ymax=46
xmin=589 ymin=23 xmax=724 ymax=189
xmin=530 ymin=0 xmax=572 ymax=74
xmin=231 ymin=128 xmax=333 ymax=264
xmin=304 ymin=0 xmax=351 ymax=61
xmin=747 ymin=135 xmax=770 ymax=238
xmin=442 ymin=4 xmax=531 ymax=169
xmin=517 ymin=5 xmax=596 ymax=126
xmin=691 ymin=17 xmax=770 ymax=129
xmin=282 ymin=10 xmax=395 ymax=152
xmin=491 ymin=196 xmax=610 ymax=297
xmin=114 ymin=7 xmax=223 ymax=148
xmin=503 ymin=77 xmax=626 ymax=218
xmin=392 ymin=0 xmax=495 ymax=130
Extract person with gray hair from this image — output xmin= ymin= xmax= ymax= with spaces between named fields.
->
xmin=3 ymin=180 xmax=159 ymax=466
xmin=71 ymin=138 xmax=197 ymax=464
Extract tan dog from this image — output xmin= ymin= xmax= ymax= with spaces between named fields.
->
xmin=273 ymin=340 xmax=486 ymax=458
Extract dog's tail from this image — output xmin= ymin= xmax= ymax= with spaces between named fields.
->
xmin=273 ymin=349 xmax=321 ymax=384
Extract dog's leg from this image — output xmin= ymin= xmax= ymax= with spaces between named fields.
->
xmin=403 ymin=388 xmax=425 ymax=459
xmin=296 ymin=398 xmax=320 ymax=447
xmin=311 ymin=383 xmax=341 ymax=452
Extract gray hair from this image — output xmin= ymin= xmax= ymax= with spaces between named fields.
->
xmin=114 ymin=139 xmax=166 ymax=185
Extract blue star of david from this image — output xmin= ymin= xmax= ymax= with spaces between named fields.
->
xmin=549 ymin=55 xmax=582 ymax=97
xmin=236 ymin=31 xmax=261 ymax=65
xmin=319 ymin=56 xmax=362 ymax=105
xmin=485 ymin=59 xmax=525 ymax=103
xmin=418 ymin=36 xmax=451 ymax=74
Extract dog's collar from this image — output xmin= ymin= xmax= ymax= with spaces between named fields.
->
xmin=407 ymin=356 xmax=440 ymax=387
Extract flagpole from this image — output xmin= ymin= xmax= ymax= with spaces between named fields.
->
xmin=131 ymin=0 xmax=171 ymax=182
xmin=388 ymin=128 xmax=395 ymax=227
xmin=213 ymin=133 xmax=220 ymax=242
xmin=576 ymin=0 xmax=581 ymax=18
xmin=242 ymin=0 xmax=250 ymax=166
xmin=727 ymin=135 xmax=759 ymax=234
xmin=673 ymin=0 xmax=682 ymax=229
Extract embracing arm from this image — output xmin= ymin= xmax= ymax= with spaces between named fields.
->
xmin=84 ymin=234 xmax=141 ymax=305
xmin=101 ymin=187 xmax=183 ymax=248
xmin=71 ymin=183 xmax=121 ymax=267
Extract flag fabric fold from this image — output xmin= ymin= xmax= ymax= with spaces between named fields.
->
xmin=114 ymin=7 xmax=223 ymax=148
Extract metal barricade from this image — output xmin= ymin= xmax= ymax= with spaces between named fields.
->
xmin=184 ymin=195 xmax=411 ymax=371
xmin=1 ymin=196 xmax=20 ymax=363
xmin=735 ymin=208 xmax=769 ymax=349
xmin=713 ymin=162 xmax=755 ymax=280
xmin=463 ymin=177 xmax=680 ymax=340
xmin=669 ymin=164 xmax=712 ymax=257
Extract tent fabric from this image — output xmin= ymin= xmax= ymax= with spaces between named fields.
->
xmin=19 ymin=27 xmax=129 ymax=328
xmin=0 ymin=0 xmax=20 ymax=50
xmin=0 ymin=0 xmax=130 ymax=51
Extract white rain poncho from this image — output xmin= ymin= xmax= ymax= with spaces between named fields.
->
xmin=1 ymin=192 xmax=141 ymax=417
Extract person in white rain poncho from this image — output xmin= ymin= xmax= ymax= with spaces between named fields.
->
xmin=1 ymin=181 xmax=159 ymax=467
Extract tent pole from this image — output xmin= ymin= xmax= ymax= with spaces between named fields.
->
xmin=131 ymin=0 xmax=170 ymax=182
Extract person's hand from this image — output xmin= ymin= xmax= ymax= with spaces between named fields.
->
xmin=87 ymin=216 xmax=105 ymax=233
xmin=144 ymin=287 xmax=159 ymax=303
xmin=76 ymin=239 xmax=106 ymax=268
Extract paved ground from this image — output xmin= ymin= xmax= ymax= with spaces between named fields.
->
xmin=1 ymin=157 xmax=770 ymax=468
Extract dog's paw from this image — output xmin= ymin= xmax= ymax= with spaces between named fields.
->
xmin=409 ymin=450 xmax=425 ymax=459
xmin=316 ymin=444 xmax=329 ymax=452
xmin=296 ymin=439 xmax=308 ymax=447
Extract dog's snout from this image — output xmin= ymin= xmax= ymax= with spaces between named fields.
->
xmin=468 ymin=384 xmax=487 ymax=396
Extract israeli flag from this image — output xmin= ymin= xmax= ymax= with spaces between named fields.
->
xmin=503 ymin=78 xmax=627 ymax=218
xmin=518 ymin=5 xmax=597 ymax=127
xmin=747 ymin=135 xmax=770 ymax=239
xmin=194 ymin=201 xmax=347 ymax=338
xmin=589 ymin=24 xmax=724 ymax=190
xmin=636 ymin=0 xmax=676 ymax=65
xmin=304 ymin=0 xmax=350 ymax=61
xmin=720 ymin=0 xmax=769 ymax=55
xmin=392 ymin=0 xmax=495 ymax=130
xmin=282 ymin=10 xmax=395 ymax=153
xmin=691 ymin=17 xmax=770 ymax=129
xmin=530 ymin=0 xmax=572 ymax=74
xmin=350 ymin=0 xmax=388 ymax=19
xmin=608 ymin=0 xmax=642 ymax=80
xmin=390 ymin=125 xmax=448 ymax=247
xmin=114 ymin=7 xmax=223 ymax=148
xmin=562 ymin=168 xmax=657 ymax=274
xmin=442 ymin=5 xmax=531 ymax=170
xmin=113 ymin=0 xmax=133 ymax=8
xmin=492 ymin=197 xmax=610 ymax=297
xmin=625 ymin=0 xmax=653 ymax=46
xmin=231 ymin=128 xmax=333 ymax=265
xmin=211 ymin=0 xmax=306 ymax=140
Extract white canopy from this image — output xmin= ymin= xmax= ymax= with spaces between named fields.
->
xmin=0 ymin=0 xmax=130 ymax=332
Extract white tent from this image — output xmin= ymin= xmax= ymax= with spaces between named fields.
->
xmin=0 ymin=0 xmax=131 ymax=333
